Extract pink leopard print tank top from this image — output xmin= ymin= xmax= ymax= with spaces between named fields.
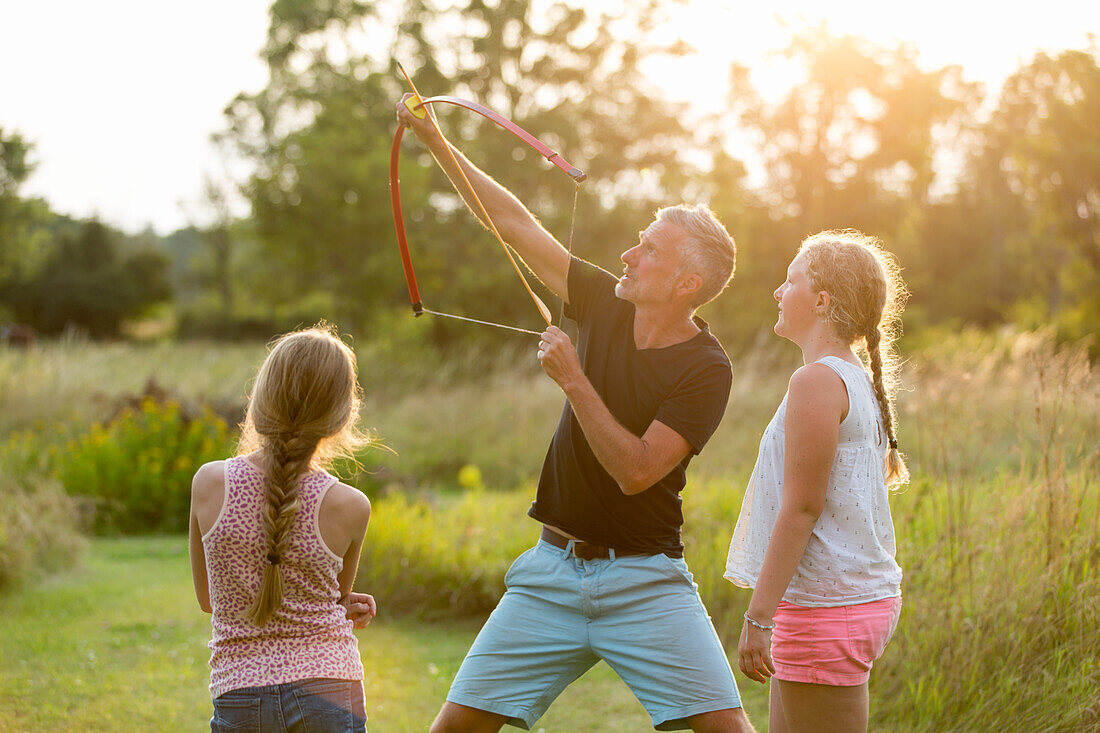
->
xmin=202 ymin=456 xmax=364 ymax=698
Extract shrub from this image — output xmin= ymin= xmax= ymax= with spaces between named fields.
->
xmin=0 ymin=473 xmax=86 ymax=591
xmin=356 ymin=488 xmax=534 ymax=620
xmin=3 ymin=220 xmax=172 ymax=337
xmin=175 ymin=295 xmax=333 ymax=341
xmin=57 ymin=397 xmax=235 ymax=534
xmin=355 ymin=330 xmax=1099 ymax=732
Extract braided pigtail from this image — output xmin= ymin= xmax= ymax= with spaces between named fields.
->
xmin=866 ymin=326 xmax=909 ymax=487
xmin=247 ymin=432 xmax=316 ymax=626
xmin=237 ymin=322 xmax=369 ymax=627
xmin=801 ymin=230 xmax=910 ymax=488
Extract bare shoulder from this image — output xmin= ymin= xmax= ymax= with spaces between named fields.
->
xmin=191 ymin=460 xmax=226 ymax=498
xmin=323 ymin=482 xmax=371 ymax=524
xmin=788 ymin=363 xmax=848 ymax=412
xmin=789 ymin=362 xmax=844 ymax=392
xmin=191 ymin=460 xmax=227 ymax=533
xmin=318 ymin=482 xmax=371 ymax=557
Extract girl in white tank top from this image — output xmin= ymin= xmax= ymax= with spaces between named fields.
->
xmin=726 ymin=355 xmax=901 ymax=606
xmin=724 ymin=231 xmax=910 ymax=733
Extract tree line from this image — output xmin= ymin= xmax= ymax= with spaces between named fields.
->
xmin=1 ymin=1 xmax=1096 ymax=350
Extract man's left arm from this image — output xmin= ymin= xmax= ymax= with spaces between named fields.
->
xmin=538 ymin=326 xmax=692 ymax=495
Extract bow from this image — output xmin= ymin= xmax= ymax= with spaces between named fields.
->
xmin=390 ymin=70 xmax=586 ymax=335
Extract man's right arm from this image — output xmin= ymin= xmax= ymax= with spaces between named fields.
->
xmin=396 ymin=93 xmax=571 ymax=301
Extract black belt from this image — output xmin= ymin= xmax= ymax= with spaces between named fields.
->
xmin=539 ymin=526 xmax=650 ymax=561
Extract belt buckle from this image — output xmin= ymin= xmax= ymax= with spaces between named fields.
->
xmin=572 ymin=542 xmax=602 ymax=561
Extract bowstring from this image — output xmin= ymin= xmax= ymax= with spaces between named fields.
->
xmin=420 ymin=307 xmax=540 ymax=335
xmin=558 ymin=182 xmax=580 ymax=326
xmin=423 ymin=174 xmax=583 ymax=337
xmin=407 ymin=85 xmax=552 ymax=327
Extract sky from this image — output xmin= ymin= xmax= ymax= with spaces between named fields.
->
xmin=1 ymin=1 xmax=1097 ymax=235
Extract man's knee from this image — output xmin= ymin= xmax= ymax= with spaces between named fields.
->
xmin=688 ymin=706 xmax=756 ymax=733
xmin=430 ymin=701 xmax=507 ymax=733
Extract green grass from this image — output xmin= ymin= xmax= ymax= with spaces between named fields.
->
xmin=0 ymin=473 xmax=85 ymax=591
xmin=0 ymin=537 xmax=212 ymax=731
xmin=0 ymin=536 xmax=769 ymax=732
xmin=2 ymin=328 xmax=1098 ymax=731
xmin=0 ymin=339 xmax=265 ymax=435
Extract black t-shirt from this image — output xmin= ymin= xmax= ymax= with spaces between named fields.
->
xmin=527 ymin=257 xmax=733 ymax=557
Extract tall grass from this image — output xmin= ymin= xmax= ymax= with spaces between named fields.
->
xmin=0 ymin=337 xmax=265 ymax=434
xmin=1 ymin=328 xmax=1096 ymax=730
xmin=868 ymin=330 xmax=1100 ymax=732
xmin=0 ymin=330 xmax=456 ymax=434
xmin=359 ymin=488 xmax=536 ymax=619
xmin=0 ymin=332 xmax=551 ymax=489
xmin=350 ymin=328 xmax=1099 ymax=731
xmin=0 ymin=473 xmax=86 ymax=591
xmin=357 ymin=367 xmax=562 ymax=491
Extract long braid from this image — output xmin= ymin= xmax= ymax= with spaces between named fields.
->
xmin=237 ymin=324 xmax=369 ymax=627
xmin=801 ymin=229 xmax=910 ymax=487
xmin=248 ymin=431 xmax=316 ymax=626
xmin=866 ymin=327 xmax=909 ymax=486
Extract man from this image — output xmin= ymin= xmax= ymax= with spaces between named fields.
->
xmin=397 ymin=94 xmax=754 ymax=733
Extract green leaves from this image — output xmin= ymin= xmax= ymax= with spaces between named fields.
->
xmin=57 ymin=398 xmax=234 ymax=534
xmin=222 ymin=0 xmax=706 ymax=343
xmin=0 ymin=128 xmax=33 ymax=198
xmin=3 ymin=219 xmax=172 ymax=337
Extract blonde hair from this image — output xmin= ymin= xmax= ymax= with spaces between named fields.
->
xmin=799 ymin=230 xmax=910 ymax=486
xmin=237 ymin=323 xmax=368 ymax=625
xmin=656 ymin=203 xmax=736 ymax=307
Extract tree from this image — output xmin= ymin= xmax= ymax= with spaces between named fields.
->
xmin=0 ymin=129 xmax=52 ymax=298
xmin=219 ymin=0 xmax=727 ymax=342
xmin=726 ymin=26 xmax=978 ymax=236
xmin=981 ymin=44 xmax=1100 ymax=328
xmin=699 ymin=28 xmax=982 ymax=343
xmin=196 ymin=177 xmax=238 ymax=318
xmin=0 ymin=129 xmax=32 ymax=199
xmin=220 ymin=0 xmax=420 ymax=327
xmin=4 ymin=219 xmax=171 ymax=337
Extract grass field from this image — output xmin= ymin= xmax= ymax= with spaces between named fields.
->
xmin=0 ymin=536 xmax=769 ymax=732
xmin=1 ymin=327 xmax=1098 ymax=731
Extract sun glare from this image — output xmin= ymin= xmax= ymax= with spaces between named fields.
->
xmin=642 ymin=0 xmax=1098 ymax=108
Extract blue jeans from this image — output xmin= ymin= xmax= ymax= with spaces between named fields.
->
xmin=211 ymin=678 xmax=367 ymax=733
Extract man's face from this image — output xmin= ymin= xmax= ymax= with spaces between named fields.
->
xmin=615 ymin=219 xmax=686 ymax=306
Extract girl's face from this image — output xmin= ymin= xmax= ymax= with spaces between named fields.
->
xmin=773 ymin=253 xmax=824 ymax=341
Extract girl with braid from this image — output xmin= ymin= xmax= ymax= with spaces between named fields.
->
xmin=189 ymin=325 xmax=375 ymax=732
xmin=724 ymin=230 xmax=909 ymax=733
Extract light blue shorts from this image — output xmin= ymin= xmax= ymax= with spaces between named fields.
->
xmin=447 ymin=539 xmax=742 ymax=730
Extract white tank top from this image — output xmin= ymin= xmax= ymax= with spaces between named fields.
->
xmin=724 ymin=356 xmax=902 ymax=606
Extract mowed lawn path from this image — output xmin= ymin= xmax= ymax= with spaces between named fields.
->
xmin=0 ymin=537 xmax=768 ymax=732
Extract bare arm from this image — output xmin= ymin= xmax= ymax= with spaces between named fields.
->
xmin=188 ymin=511 xmax=211 ymax=613
xmin=321 ymin=483 xmax=376 ymax=629
xmin=396 ymin=94 xmax=571 ymax=300
xmin=737 ymin=363 xmax=846 ymax=682
xmin=188 ymin=464 xmax=221 ymax=614
xmin=538 ymin=326 xmax=692 ymax=494
xmin=334 ymin=491 xmax=371 ymax=598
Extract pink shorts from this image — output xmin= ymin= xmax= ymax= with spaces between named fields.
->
xmin=770 ymin=596 xmax=901 ymax=686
